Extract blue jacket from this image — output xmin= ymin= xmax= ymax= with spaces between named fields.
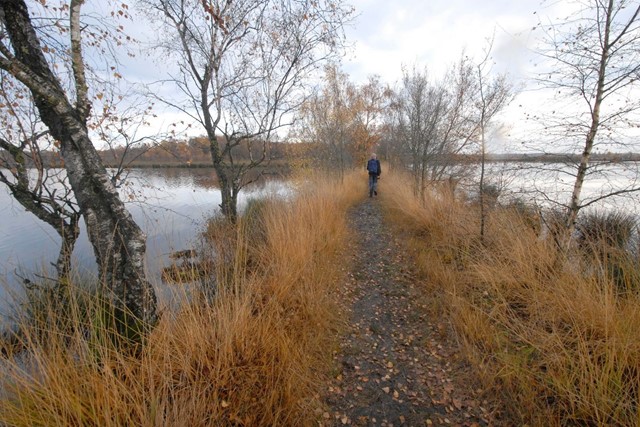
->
xmin=366 ymin=159 xmax=381 ymax=176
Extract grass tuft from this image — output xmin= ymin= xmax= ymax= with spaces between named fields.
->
xmin=380 ymin=169 xmax=640 ymax=426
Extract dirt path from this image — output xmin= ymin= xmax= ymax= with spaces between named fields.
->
xmin=321 ymin=197 xmax=501 ymax=426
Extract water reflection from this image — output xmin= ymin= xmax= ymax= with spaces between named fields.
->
xmin=0 ymin=167 xmax=291 ymax=315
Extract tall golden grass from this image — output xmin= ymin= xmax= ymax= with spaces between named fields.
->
xmin=0 ymin=171 xmax=363 ymax=426
xmin=381 ymin=169 xmax=640 ymax=426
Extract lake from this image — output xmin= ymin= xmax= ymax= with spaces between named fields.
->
xmin=2 ymin=162 xmax=639 ymax=317
xmin=472 ymin=161 xmax=640 ymax=216
xmin=0 ymin=168 xmax=291 ymax=317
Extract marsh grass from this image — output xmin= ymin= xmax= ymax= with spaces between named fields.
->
xmin=576 ymin=211 xmax=640 ymax=295
xmin=381 ymin=170 xmax=640 ymax=426
xmin=0 ymin=171 xmax=363 ymax=426
xmin=577 ymin=210 xmax=636 ymax=250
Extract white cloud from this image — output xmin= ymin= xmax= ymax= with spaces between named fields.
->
xmin=340 ymin=0 xmax=604 ymax=154
xmin=344 ymin=0 xmax=545 ymax=83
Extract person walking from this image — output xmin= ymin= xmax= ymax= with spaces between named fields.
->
xmin=366 ymin=153 xmax=381 ymax=197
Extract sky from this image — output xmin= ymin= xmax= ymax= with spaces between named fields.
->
xmin=122 ymin=0 xmax=550 ymax=85
xmin=341 ymin=0 xmax=581 ymax=152
xmin=108 ymin=0 xmax=608 ymax=151
xmin=339 ymin=0 xmax=585 ymax=151
xmin=342 ymin=0 xmax=545 ymax=85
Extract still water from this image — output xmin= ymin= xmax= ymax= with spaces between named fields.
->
xmin=476 ymin=161 xmax=640 ymax=216
xmin=2 ymin=162 xmax=639 ymax=316
xmin=0 ymin=168 xmax=291 ymax=315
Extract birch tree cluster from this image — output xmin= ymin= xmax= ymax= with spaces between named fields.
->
xmin=0 ymin=0 xmax=353 ymax=336
xmin=383 ymin=55 xmax=511 ymax=205
xmin=294 ymin=65 xmax=389 ymax=177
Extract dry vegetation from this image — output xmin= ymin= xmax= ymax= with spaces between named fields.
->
xmin=380 ymin=170 xmax=640 ymax=425
xmin=4 ymin=167 xmax=639 ymax=426
xmin=0 ymin=172 xmax=363 ymax=426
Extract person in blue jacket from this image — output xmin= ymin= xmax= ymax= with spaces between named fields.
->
xmin=366 ymin=153 xmax=381 ymax=197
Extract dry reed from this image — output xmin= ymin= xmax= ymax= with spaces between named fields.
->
xmin=0 ymin=171 xmax=363 ymax=426
xmin=380 ymin=169 xmax=640 ymax=426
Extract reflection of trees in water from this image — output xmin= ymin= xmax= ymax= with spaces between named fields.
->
xmin=137 ymin=166 xmax=289 ymax=191
xmin=191 ymin=169 xmax=220 ymax=189
xmin=142 ymin=167 xmax=214 ymax=184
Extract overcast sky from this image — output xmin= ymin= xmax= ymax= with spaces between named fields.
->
xmin=342 ymin=0 xmax=548 ymax=84
xmin=119 ymin=0 xmax=583 ymax=150
xmin=338 ymin=0 xmax=568 ymax=150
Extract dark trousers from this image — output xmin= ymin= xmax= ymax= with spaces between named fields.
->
xmin=368 ymin=174 xmax=378 ymax=196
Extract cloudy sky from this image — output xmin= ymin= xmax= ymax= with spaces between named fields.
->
xmin=342 ymin=0 xmax=548 ymax=84
xmin=338 ymin=0 xmax=570 ymax=150
xmin=117 ymin=0 xmax=582 ymax=149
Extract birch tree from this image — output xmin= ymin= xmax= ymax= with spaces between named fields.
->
xmin=295 ymin=66 xmax=388 ymax=179
xmin=474 ymin=44 xmax=512 ymax=242
xmin=0 ymin=0 xmax=157 ymax=336
xmin=303 ymin=66 xmax=356 ymax=178
xmin=390 ymin=66 xmax=444 ymax=198
xmin=533 ymin=0 xmax=640 ymax=242
xmin=351 ymin=75 xmax=389 ymax=163
xmin=144 ymin=0 xmax=352 ymax=222
xmin=389 ymin=59 xmax=479 ymax=200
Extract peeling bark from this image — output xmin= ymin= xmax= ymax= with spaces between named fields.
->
xmin=0 ymin=0 xmax=157 ymax=334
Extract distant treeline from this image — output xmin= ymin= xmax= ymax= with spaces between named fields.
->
xmin=1 ymin=137 xmax=308 ymax=169
xmin=484 ymin=152 xmax=640 ymax=163
xmin=4 ymin=137 xmax=640 ymax=169
xmin=99 ymin=136 xmax=297 ymax=168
